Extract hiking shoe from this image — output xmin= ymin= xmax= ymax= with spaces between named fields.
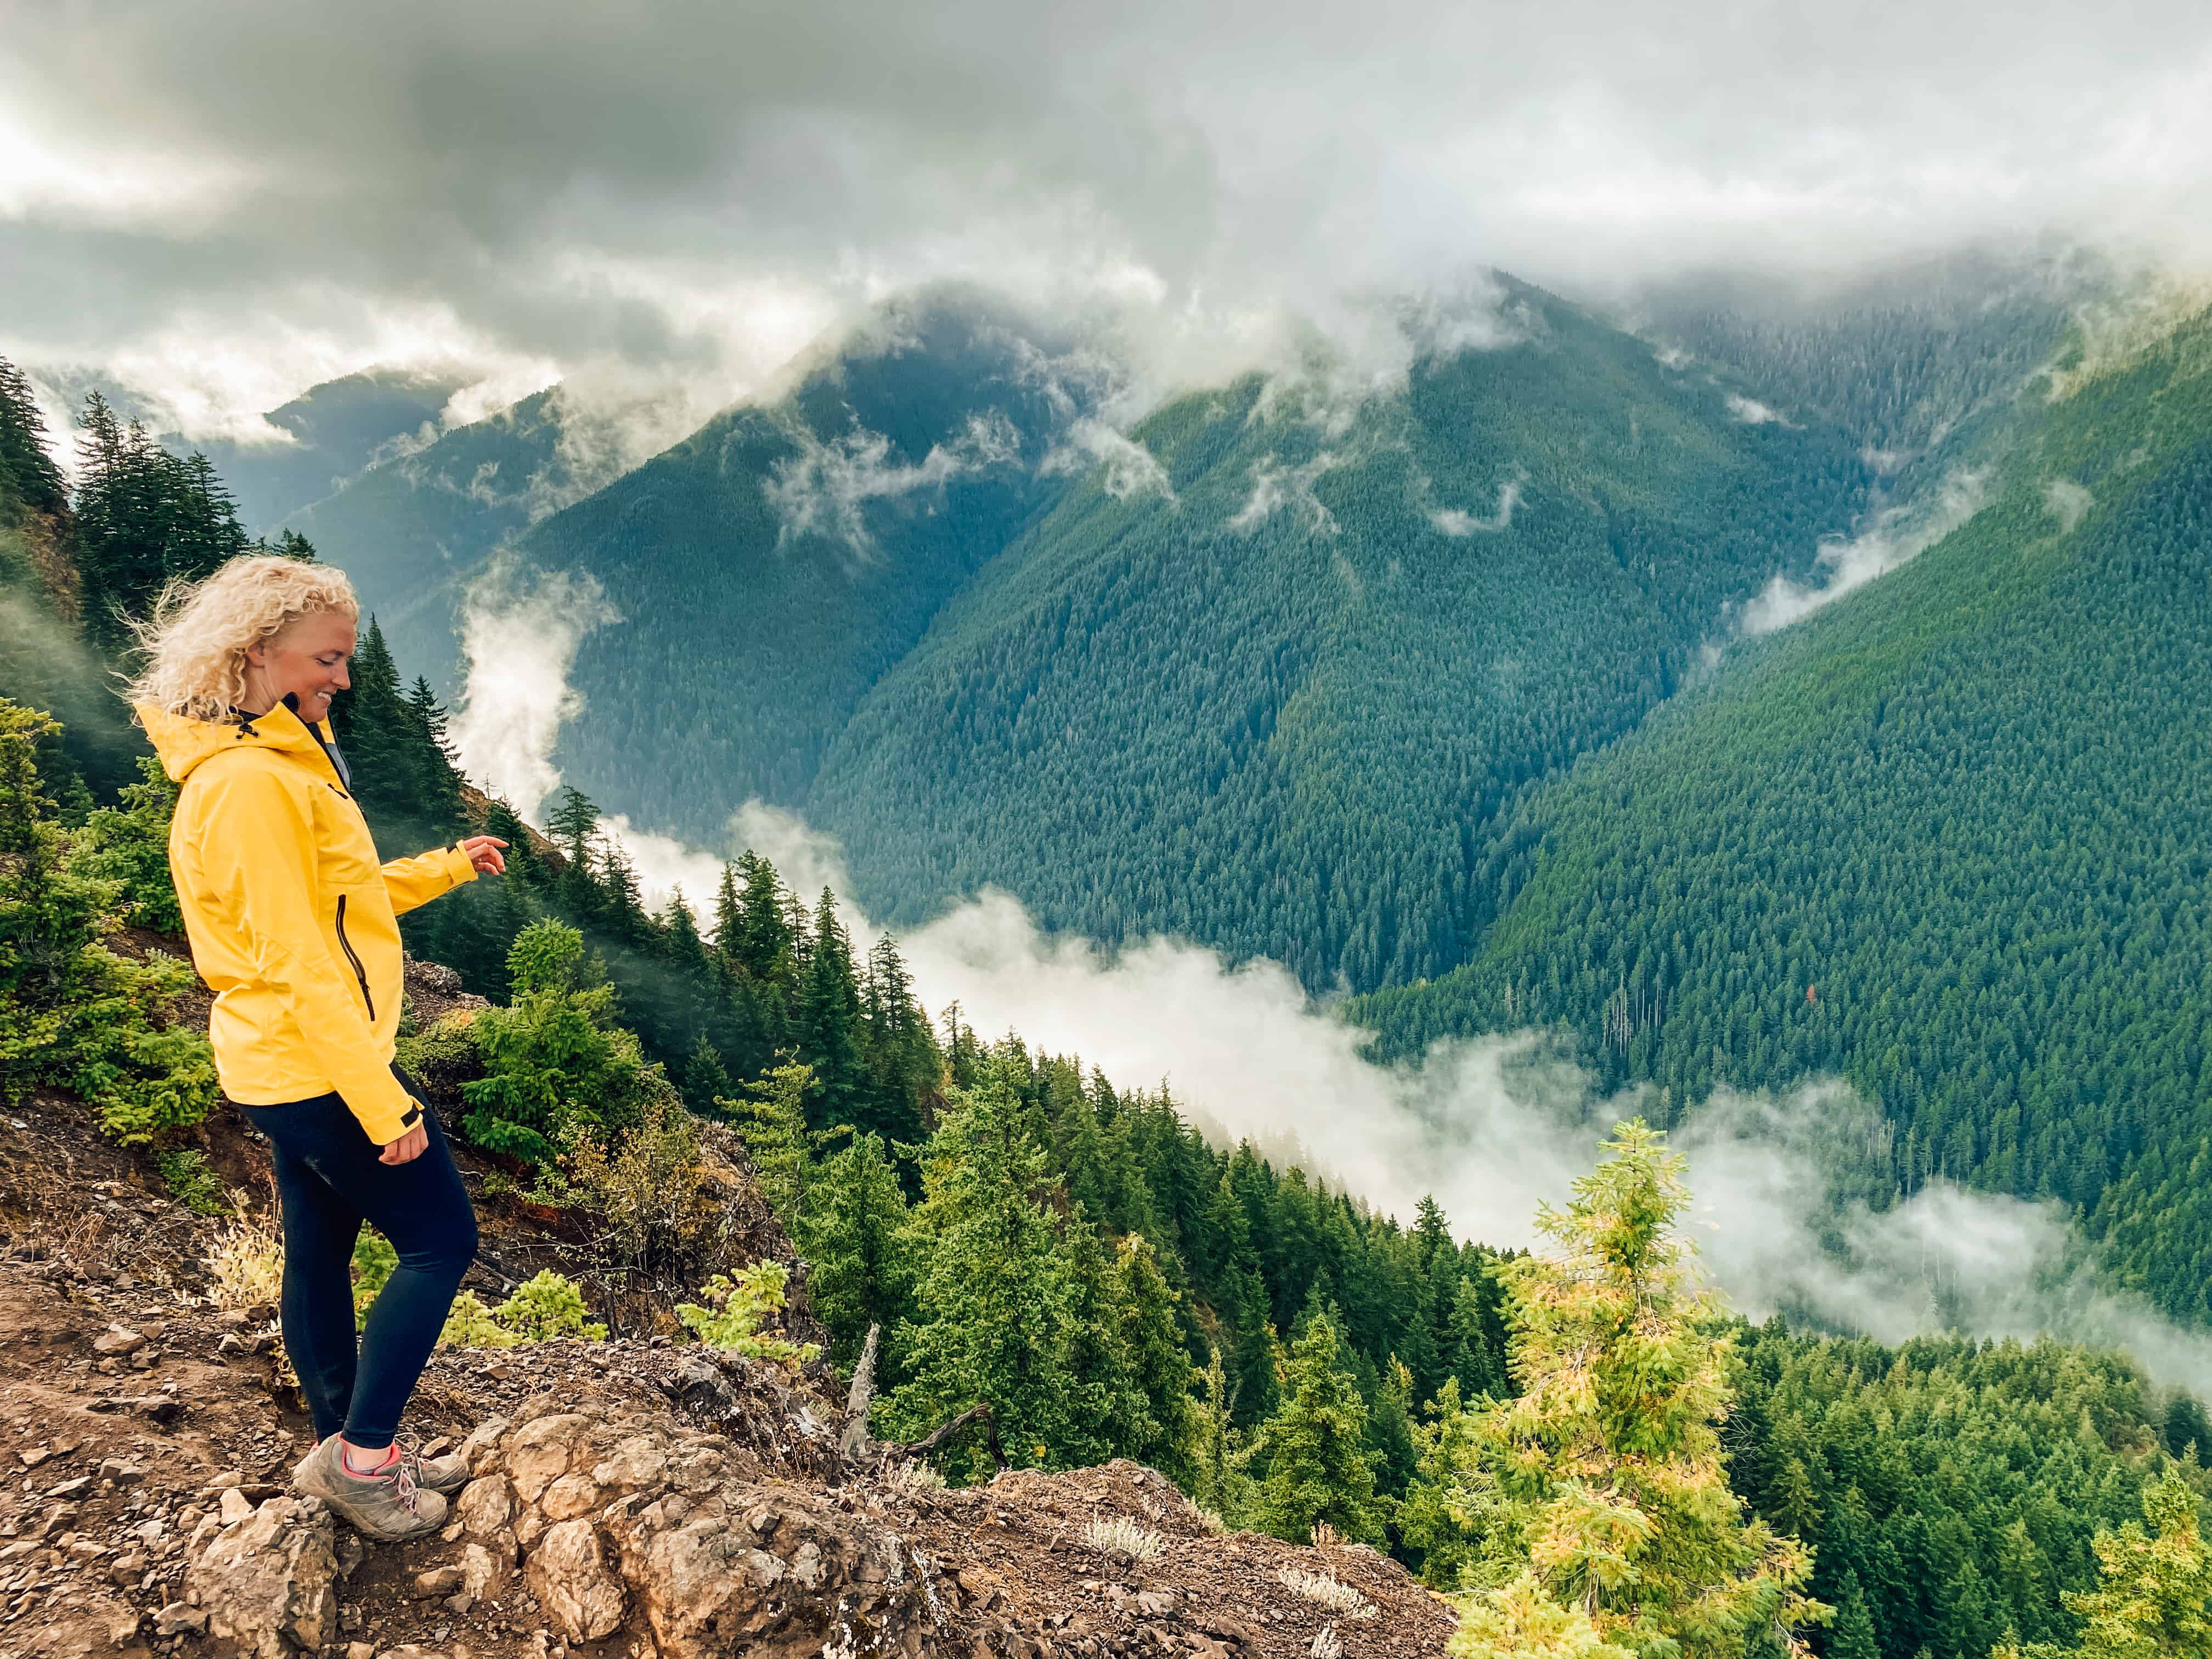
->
xmin=292 ymin=1437 xmax=448 ymax=1539
xmin=396 ymin=1437 xmax=472 ymax=1497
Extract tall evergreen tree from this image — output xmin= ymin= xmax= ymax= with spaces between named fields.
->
xmin=885 ymin=1063 xmax=1080 ymax=1479
xmin=1247 ymin=1309 xmax=1385 ymax=1547
xmin=1440 ymin=1120 xmax=1821 ymax=1659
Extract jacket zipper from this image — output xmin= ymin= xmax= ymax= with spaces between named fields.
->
xmin=335 ymin=894 xmax=375 ymax=1020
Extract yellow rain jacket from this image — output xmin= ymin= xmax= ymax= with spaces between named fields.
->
xmin=140 ymin=700 xmax=478 ymax=1144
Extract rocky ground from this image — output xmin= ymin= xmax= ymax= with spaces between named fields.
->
xmin=0 ymin=969 xmax=1459 ymax=1659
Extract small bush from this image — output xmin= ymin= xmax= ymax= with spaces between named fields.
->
xmin=1275 ymin=1567 xmax=1374 ymax=1618
xmin=1084 ymin=1516 xmax=1166 ymax=1566
xmin=495 ymin=1269 xmax=609 ymax=1341
xmin=69 ymin=756 xmax=182 ymax=933
xmin=1310 ymin=1627 xmax=1344 ymax=1659
xmin=203 ymin=1198 xmax=283 ymax=1309
xmin=562 ymin=1088 xmax=718 ymax=1275
xmin=675 ymin=1260 xmax=819 ymax=1363
xmin=440 ymin=1292 xmax=518 ymax=1349
xmin=156 ymin=1147 xmax=224 ymax=1217
xmin=351 ymin=1228 xmax=397 ymax=1326
xmin=439 ymin=1269 xmax=607 ymax=1348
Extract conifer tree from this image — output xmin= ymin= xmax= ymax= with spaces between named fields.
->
xmin=1109 ymin=1231 xmax=1199 ymax=1488
xmin=792 ymin=889 xmax=868 ymax=1132
xmin=1995 ymin=1465 xmax=2212 ymax=1659
xmin=1189 ymin=1346 xmax=1252 ymax=1526
xmin=0 ymin=357 xmax=67 ymax=516
xmin=1828 ymin=1571 xmax=1880 ymax=1659
xmin=722 ymin=1059 xmax=822 ymax=1232
xmin=885 ymin=1063 xmax=1079 ymax=1479
xmin=678 ymin=1031 xmax=732 ymax=1119
xmin=1247 ymin=1310 xmax=1385 ymax=1547
xmin=800 ymin=1128 xmax=915 ymax=1372
xmin=1440 ymin=1120 xmax=1821 ymax=1659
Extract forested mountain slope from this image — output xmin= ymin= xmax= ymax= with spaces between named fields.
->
xmin=1358 ymin=302 xmax=2212 ymax=1319
xmin=805 ymin=280 xmax=1882 ymax=990
xmin=530 ymin=288 xmax=1111 ymax=819
xmin=282 ymin=383 xmax=587 ymax=691
xmin=163 ymin=365 xmax=466 ymax=535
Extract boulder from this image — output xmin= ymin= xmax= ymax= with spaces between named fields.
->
xmin=478 ymin=1400 xmax=939 ymax=1658
xmin=183 ymin=1493 xmax=339 ymax=1658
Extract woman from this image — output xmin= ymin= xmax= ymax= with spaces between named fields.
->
xmin=131 ymin=553 xmax=506 ymax=1541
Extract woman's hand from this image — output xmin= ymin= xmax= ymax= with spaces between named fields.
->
xmin=380 ymin=1122 xmax=428 ymax=1165
xmin=462 ymin=836 xmax=509 ymax=876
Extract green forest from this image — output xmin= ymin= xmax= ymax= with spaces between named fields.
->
xmin=1359 ymin=305 xmax=2212 ymax=1324
xmin=7 ymin=348 xmax=2212 ymax=1659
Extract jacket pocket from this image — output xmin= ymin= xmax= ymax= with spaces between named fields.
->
xmin=334 ymin=894 xmax=375 ymax=1020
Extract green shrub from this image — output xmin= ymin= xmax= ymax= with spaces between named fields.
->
xmin=439 ymin=1268 xmax=607 ymax=1348
xmin=351 ymin=1228 xmax=397 ymax=1327
xmin=676 ymin=1260 xmax=818 ymax=1363
xmin=155 ymin=1147 xmax=224 ymax=1217
xmin=458 ymin=921 xmax=667 ymax=1166
xmin=69 ymin=755 xmax=182 ymax=933
xmin=0 ymin=699 xmax=215 ymax=1143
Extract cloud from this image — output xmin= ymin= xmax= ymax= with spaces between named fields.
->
xmin=1676 ymin=1085 xmax=2212 ymax=1392
xmin=1229 ymin=452 xmax=1342 ymax=534
xmin=1725 ymin=393 xmax=1790 ymax=425
xmin=1431 ymin=475 xmax=1523 ymax=536
xmin=1736 ymin=466 xmax=1990 ymax=635
xmin=2044 ymin=477 xmax=2094 ymax=532
xmin=1039 ymin=417 xmax=1176 ymax=501
xmin=446 ymin=565 xmax=619 ymax=817
xmin=8 ymin=0 xmax=2210 ymax=441
xmin=765 ymin=411 xmax=1023 ymax=554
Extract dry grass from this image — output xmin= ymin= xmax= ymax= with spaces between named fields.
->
xmin=1083 ymin=1515 xmax=1166 ymax=1566
xmin=1276 ymin=1566 xmax=1375 ymax=1618
xmin=888 ymin=1460 xmax=946 ymax=1496
xmin=201 ymin=1194 xmax=283 ymax=1309
xmin=1311 ymin=1627 xmax=1345 ymax=1659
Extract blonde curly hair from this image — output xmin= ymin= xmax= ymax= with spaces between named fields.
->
xmin=125 ymin=554 xmax=360 ymax=720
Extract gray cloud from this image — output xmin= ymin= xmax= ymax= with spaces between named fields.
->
xmin=3 ymin=0 xmax=2209 ymax=437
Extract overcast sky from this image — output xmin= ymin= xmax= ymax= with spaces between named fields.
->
xmin=4 ymin=0 xmax=2208 ymax=438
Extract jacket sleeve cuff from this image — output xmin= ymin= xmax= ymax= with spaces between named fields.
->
xmin=443 ymin=843 xmax=480 ymax=888
xmin=350 ymin=1075 xmax=426 ymax=1145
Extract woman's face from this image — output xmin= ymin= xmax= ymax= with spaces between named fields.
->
xmin=245 ymin=610 xmax=357 ymax=724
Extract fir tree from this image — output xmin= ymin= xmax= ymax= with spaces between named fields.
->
xmin=1248 ymin=1310 xmax=1385 ymax=1547
xmin=885 ymin=1063 xmax=1080 ymax=1480
xmin=801 ymin=1129 xmax=915 ymax=1373
xmin=1441 ymin=1120 xmax=1821 ymax=1659
xmin=1996 ymin=1465 xmax=2212 ymax=1659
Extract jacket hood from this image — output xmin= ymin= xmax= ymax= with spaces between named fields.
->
xmin=138 ymin=701 xmax=331 ymax=784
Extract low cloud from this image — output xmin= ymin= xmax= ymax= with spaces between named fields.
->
xmin=1725 ymin=393 xmax=1790 ymax=425
xmin=447 ymin=565 xmax=619 ymax=818
xmin=765 ymin=411 xmax=1023 ymax=555
xmin=1039 ymin=416 xmax=1176 ymax=501
xmin=1431 ymin=475 xmax=1523 ymax=537
xmin=1229 ymin=451 xmax=1342 ymax=534
xmin=1736 ymin=466 xmax=1989 ymax=635
xmin=2044 ymin=477 xmax=2094 ymax=532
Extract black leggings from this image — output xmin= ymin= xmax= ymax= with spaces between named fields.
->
xmin=240 ymin=1066 xmax=477 ymax=1449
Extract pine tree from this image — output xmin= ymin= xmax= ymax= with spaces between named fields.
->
xmin=1441 ymin=1120 xmax=1822 ymax=1659
xmin=1110 ymin=1232 xmax=1198 ymax=1487
xmin=792 ymin=889 xmax=868 ymax=1133
xmin=0 ymin=357 xmax=67 ymax=516
xmin=1189 ymin=1346 xmax=1252 ymax=1526
xmin=723 ymin=1059 xmax=821 ymax=1233
xmin=800 ymin=1129 xmax=914 ymax=1372
xmin=1995 ymin=1465 xmax=2212 ymax=1659
xmin=1247 ymin=1310 xmax=1385 ymax=1547
xmin=678 ymin=1032 xmax=732 ymax=1119
xmin=1829 ymin=1571 xmax=1881 ymax=1659
xmin=884 ymin=1062 xmax=1079 ymax=1480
